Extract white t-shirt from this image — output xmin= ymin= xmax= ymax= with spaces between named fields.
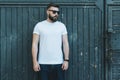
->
xmin=33 ymin=20 xmax=67 ymax=64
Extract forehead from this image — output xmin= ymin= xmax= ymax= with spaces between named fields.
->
xmin=48 ymin=7 xmax=59 ymax=11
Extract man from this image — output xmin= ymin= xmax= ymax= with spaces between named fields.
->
xmin=32 ymin=3 xmax=69 ymax=80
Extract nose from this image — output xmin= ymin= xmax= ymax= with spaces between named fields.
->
xmin=55 ymin=13 xmax=58 ymax=15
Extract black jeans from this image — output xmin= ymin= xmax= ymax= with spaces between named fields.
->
xmin=39 ymin=64 xmax=64 ymax=80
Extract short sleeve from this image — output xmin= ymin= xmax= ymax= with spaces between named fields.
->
xmin=62 ymin=24 xmax=67 ymax=35
xmin=33 ymin=23 xmax=40 ymax=35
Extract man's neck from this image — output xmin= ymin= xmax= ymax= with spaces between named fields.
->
xmin=47 ymin=19 xmax=53 ymax=23
xmin=47 ymin=18 xmax=57 ymax=23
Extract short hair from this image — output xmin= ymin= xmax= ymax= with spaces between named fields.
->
xmin=47 ymin=3 xmax=59 ymax=10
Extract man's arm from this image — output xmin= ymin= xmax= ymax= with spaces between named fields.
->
xmin=32 ymin=34 xmax=40 ymax=72
xmin=62 ymin=34 xmax=69 ymax=70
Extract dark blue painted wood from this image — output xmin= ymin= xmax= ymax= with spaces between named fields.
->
xmin=1 ymin=7 xmax=7 ymax=80
xmin=0 ymin=8 xmax=2 ymax=79
xmin=78 ymin=8 xmax=84 ymax=80
xmin=89 ymin=8 xmax=95 ymax=80
xmin=72 ymin=8 xmax=78 ymax=80
xmin=0 ymin=1 xmax=105 ymax=80
xmin=106 ymin=5 xmax=120 ymax=80
xmin=11 ymin=7 xmax=17 ymax=80
xmin=83 ymin=8 xmax=89 ymax=80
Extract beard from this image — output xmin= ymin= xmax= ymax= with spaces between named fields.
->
xmin=48 ymin=14 xmax=58 ymax=22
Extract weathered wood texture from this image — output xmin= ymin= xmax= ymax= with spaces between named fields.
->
xmin=106 ymin=0 xmax=120 ymax=79
xmin=0 ymin=1 xmax=105 ymax=80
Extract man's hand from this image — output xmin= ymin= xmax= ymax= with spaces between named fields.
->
xmin=33 ymin=62 xmax=40 ymax=72
xmin=62 ymin=61 xmax=69 ymax=70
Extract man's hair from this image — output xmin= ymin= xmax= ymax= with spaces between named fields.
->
xmin=47 ymin=3 xmax=59 ymax=10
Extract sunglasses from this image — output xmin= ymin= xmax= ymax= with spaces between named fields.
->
xmin=49 ymin=10 xmax=60 ymax=14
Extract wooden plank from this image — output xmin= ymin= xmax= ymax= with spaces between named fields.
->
xmin=89 ymin=8 xmax=95 ymax=80
xmin=17 ymin=7 xmax=23 ymax=80
xmin=22 ymin=7 xmax=28 ymax=80
xmin=72 ymin=8 xmax=78 ymax=80
xmin=98 ymin=9 xmax=101 ymax=80
xmin=1 ymin=7 xmax=7 ymax=80
xmin=0 ymin=9 xmax=2 ymax=79
xmin=11 ymin=7 xmax=17 ymax=80
xmin=78 ymin=8 xmax=84 ymax=80
xmin=6 ymin=7 xmax=12 ymax=80
xmin=98 ymin=9 xmax=104 ymax=80
xmin=94 ymin=8 xmax=99 ymax=80
xmin=83 ymin=8 xmax=89 ymax=80
xmin=101 ymin=11 xmax=104 ymax=80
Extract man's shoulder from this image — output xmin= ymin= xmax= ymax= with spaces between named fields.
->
xmin=34 ymin=20 xmax=46 ymax=29
xmin=57 ymin=21 xmax=65 ymax=26
xmin=36 ymin=20 xmax=46 ymax=25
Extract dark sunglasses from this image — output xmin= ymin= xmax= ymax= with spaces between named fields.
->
xmin=49 ymin=10 xmax=60 ymax=14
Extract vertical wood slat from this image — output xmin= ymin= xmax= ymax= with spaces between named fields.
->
xmin=94 ymin=8 xmax=99 ymax=80
xmin=72 ymin=8 xmax=78 ymax=80
xmin=6 ymin=8 xmax=12 ymax=80
xmin=22 ymin=7 xmax=28 ymax=80
xmin=17 ymin=7 xmax=23 ymax=80
xmin=83 ymin=8 xmax=89 ymax=80
xmin=78 ymin=8 xmax=84 ymax=80
xmin=1 ymin=7 xmax=7 ymax=80
xmin=7 ymin=7 xmax=12 ymax=80
xmin=0 ymin=9 xmax=2 ymax=79
xmin=98 ymin=9 xmax=101 ymax=80
xmin=101 ymin=10 xmax=104 ymax=80
xmin=11 ymin=7 xmax=17 ymax=80
xmin=89 ymin=8 xmax=95 ymax=80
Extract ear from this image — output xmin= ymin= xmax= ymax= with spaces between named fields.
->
xmin=47 ymin=10 xmax=49 ymax=15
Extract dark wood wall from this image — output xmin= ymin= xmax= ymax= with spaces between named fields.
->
xmin=106 ymin=0 xmax=120 ymax=80
xmin=0 ymin=0 xmax=106 ymax=80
